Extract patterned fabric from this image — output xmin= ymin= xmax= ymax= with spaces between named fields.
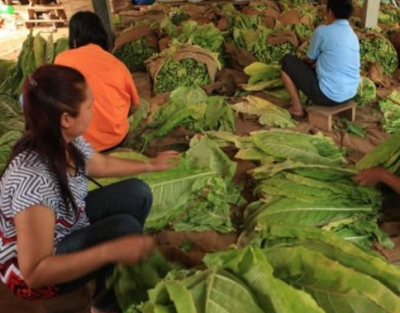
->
xmin=0 ymin=137 xmax=93 ymax=300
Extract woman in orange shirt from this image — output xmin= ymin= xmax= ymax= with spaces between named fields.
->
xmin=55 ymin=11 xmax=138 ymax=152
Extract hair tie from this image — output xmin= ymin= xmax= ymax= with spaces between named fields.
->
xmin=28 ymin=75 xmax=38 ymax=87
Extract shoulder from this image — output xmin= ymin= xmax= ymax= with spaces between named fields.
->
xmin=3 ymin=152 xmax=52 ymax=187
xmin=314 ymin=25 xmax=328 ymax=36
xmin=55 ymin=47 xmax=75 ymax=61
xmin=72 ymin=136 xmax=94 ymax=161
xmin=0 ymin=152 xmax=57 ymax=216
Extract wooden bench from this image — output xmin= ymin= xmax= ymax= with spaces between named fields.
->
xmin=306 ymin=100 xmax=356 ymax=132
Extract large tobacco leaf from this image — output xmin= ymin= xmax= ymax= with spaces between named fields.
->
xmin=245 ymin=225 xmax=400 ymax=296
xmin=243 ymin=197 xmax=375 ymax=230
xmin=356 ymin=131 xmax=400 ymax=174
xmin=204 ymin=246 xmax=325 ymax=313
xmin=232 ymin=96 xmax=295 ymax=128
xmin=265 ymin=246 xmax=400 ymax=313
xmin=90 ymin=137 xmax=239 ymax=232
xmin=143 ymin=268 xmax=265 ymax=313
xmin=235 ymin=130 xmax=346 ymax=165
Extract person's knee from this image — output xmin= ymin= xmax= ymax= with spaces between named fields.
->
xmin=281 ymin=54 xmax=298 ymax=73
xmin=110 ymin=215 xmax=143 ymax=235
xmin=123 ymin=178 xmax=153 ymax=214
xmin=126 ymin=178 xmax=152 ymax=200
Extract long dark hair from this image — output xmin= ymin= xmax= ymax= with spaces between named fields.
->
xmin=3 ymin=65 xmax=88 ymax=213
xmin=68 ymin=11 xmax=109 ymax=51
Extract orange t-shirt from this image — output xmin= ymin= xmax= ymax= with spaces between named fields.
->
xmin=55 ymin=44 xmax=139 ymax=151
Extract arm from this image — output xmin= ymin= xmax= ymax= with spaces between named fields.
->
xmin=16 ymin=205 xmax=154 ymax=288
xmin=303 ymin=57 xmax=316 ymax=68
xmin=353 ymin=167 xmax=400 ymax=194
xmin=87 ymin=150 xmax=179 ymax=178
xmin=307 ymin=27 xmax=323 ymax=63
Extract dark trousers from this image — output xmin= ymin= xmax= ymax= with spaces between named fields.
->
xmin=281 ymin=54 xmax=351 ymax=106
xmin=55 ymin=178 xmax=152 ymax=311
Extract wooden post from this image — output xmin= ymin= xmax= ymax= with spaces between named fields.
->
xmin=362 ymin=0 xmax=380 ymax=28
xmin=92 ymin=0 xmax=115 ymax=49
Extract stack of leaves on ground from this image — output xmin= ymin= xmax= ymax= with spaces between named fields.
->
xmin=205 ymin=130 xmax=386 ymax=249
xmin=0 ymin=96 xmax=24 ymax=171
xmin=112 ymin=233 xmax=400 ymax=313
xmin=90 ymin=136 xmax=245 ymax=233
xmin=141 ymin=85 xmax=235 ymax=149
xmin=378 ymin=90 xmax=400 ymax=133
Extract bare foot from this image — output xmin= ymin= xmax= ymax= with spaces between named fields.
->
xmin=288 ymin=106 xmax=305 ymax=117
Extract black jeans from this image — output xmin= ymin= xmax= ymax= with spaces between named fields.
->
xmin=281 ymin=54 xmax=351 ymax=106
xmin=55 ymin=178 xmax=152 ymax=311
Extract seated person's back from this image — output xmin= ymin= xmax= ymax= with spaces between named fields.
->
xmin=55 ymin=11 xmax=139 ymax=152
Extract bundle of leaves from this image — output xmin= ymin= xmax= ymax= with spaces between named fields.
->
xmin=143 ymin=85 xmax=235 ymax=145
xmin=156 ymin=58 xmax=210 ymax=94
xmin=354 ymin=76 xmax=376 ymax=107
xmin=136 ymin=240 xmax=400 ymax=313
xmin=204 ymin=131 xmax=386 ymax=249
xmin=233 ymin=15 xmax=297 ymax=65
xmin=114 ymin=37 xmax=158 ymax=72
xmin=232 ymin=95 xmax=295 ymax=128
xmin=0 ymin=60 xmax=15 ymax=86
xmin=234 ymin=130 xmax=347 ymax=165
xmin=146 ymin=43 xmax=220 ymax=94
xmin=297 ymin=4 xmax=322 ymax=27
xmin=106 ymin=251 xmax=176 ymax=312
xmin=169 ymin=6 xmax=190 ymax=25
xmin=378 ymin=90 xmax=400 ymax=133
xmin=0 ymin=96 xmax=24 ymax=171
xmin=339 ymin=119 xmax=367 ymax=138
xmin=278 ymin=0 xmax=310 ymax=11
xmin=277 ymin=7 xmax=314 ymax=42
xmin=232 ymin=227 xmax=400 ymax=313
xmin=232 ymin=129 xmax=388 ymax=249
xmin=0 ymin=32 xmax=66 ymax=97
xmin=141 ymin=247 xmax=324 ymax=313
xmin=174 ymin=21 xmax=224 ymax=54
xmin=90 ymin=136 xmax=244 ymax=233
xmin=378 ymin=4 xmax=400 ymax=27
xmin=241 ymin=62 xmax=283 ymax=91
xmin=232 ymin=14 xmax=269 ymax=50
xmin=113 ymin=25 xmax=159 ymax=72
xmin=293 ymin=23 xmax=313 ymax=41
xmin=360 ymin=34 xmax=398 ymax=75
xmin=356 ymin=131 xmax=400 ymax=174
xmin=257 ymin=41 xmax=296 ymax=64
xmin=2 ymin=30 xmax=35 ymax=96
xmin=244 ymin=161 xmax=383 ymax=246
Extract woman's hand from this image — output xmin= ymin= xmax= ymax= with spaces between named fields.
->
xmin=148 ymin=150 xmax=180 ymax=172
xmin=106 ymin=235 xmax=155 ymax=265
xmin=353 ymin=167 xmax=388 ymax=186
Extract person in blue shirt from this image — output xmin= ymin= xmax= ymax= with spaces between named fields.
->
xmin=280 ymin=0 xmax=360 ymax=119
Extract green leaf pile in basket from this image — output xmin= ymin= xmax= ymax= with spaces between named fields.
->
xmin=359 ymin=32 xmax=398 ymax=75
xmin=145 ymin=43 xmax=221 ymax=94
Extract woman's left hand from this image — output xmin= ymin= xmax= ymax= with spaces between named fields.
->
xmin=149 ymin=150 xmax=180 ymax=172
